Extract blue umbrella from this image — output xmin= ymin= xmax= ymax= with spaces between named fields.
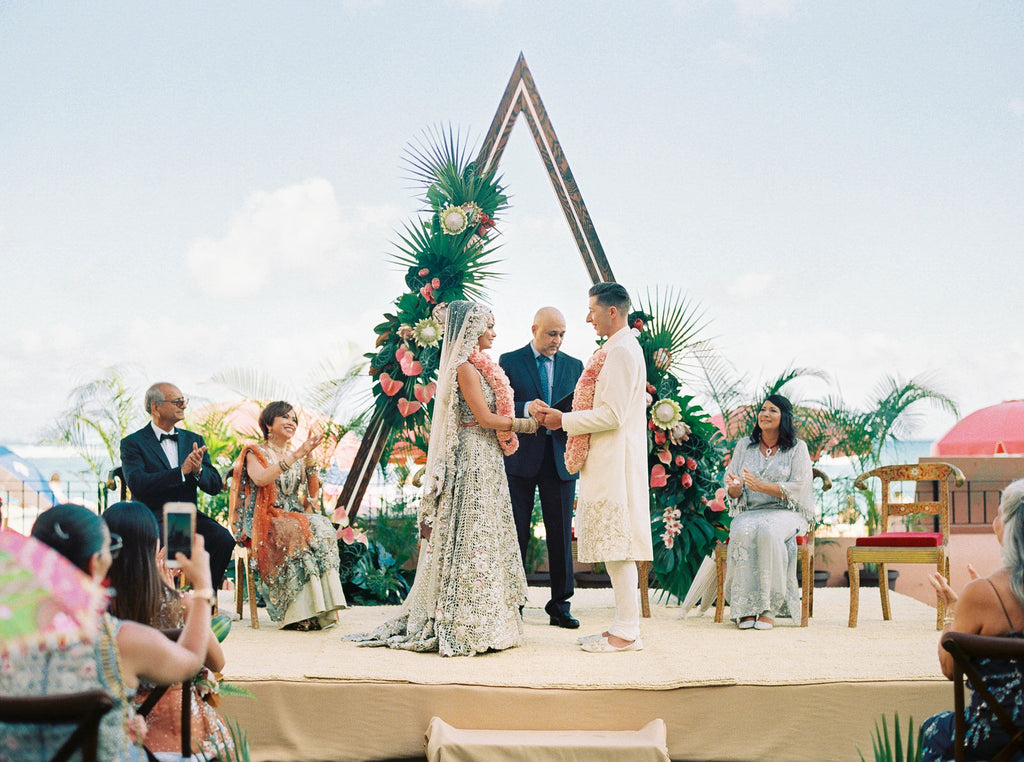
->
xmin=0 ymin=446 xmax=58 ymax=509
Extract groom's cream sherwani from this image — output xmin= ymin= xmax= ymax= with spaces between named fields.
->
xmin=562 ymin=326 xmax=653 ymax=563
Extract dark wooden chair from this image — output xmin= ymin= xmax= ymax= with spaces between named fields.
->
xmin=0 ymin=689 xmax=115 ymax=762
xmin=941 ymin=630 xmax=1024 ymax=762
xmin=714 ymin=468 xmax=832 ymax=627
xmin=136 ymin=628 xmax=193 ymax=761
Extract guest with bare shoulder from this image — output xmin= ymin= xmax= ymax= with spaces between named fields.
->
xmin=920 ymin=478 xmax=1024 ymax=760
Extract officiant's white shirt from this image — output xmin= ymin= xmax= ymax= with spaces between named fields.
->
xmin=562 ymin=326 xmax=653 ymax=563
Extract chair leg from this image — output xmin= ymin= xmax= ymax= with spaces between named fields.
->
xmin=637 ymin=560 xmax=651 ymax=619
xmin=847 ymin=554 xmax=860 ymax=628
xmin=234 ymin=555 xmax=244 ymax=620
xmin=878 ymin=562 xmax=892 ymax=621
xmin=246 ymin=556 xmax=259 ymax=629
xmin=935 ymin=557 xmax=946 ymax=631
xmin=714 ymin=543 xmax=726 ymax=624
xmin=799 ymin=546 xmax=811 ymax=627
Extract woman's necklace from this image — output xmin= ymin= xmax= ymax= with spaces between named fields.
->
xmin=761 ymin=439 xmax=779 ymax=458
xmin=267 ymin=440 xmax=289 ymax=455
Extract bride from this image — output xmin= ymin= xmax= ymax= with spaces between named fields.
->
xmin=351 ymin=301 xmax=536 ymax=656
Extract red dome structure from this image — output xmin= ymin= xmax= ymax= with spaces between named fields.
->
xmin=932 ymin=400 xmax=1024 ymax=456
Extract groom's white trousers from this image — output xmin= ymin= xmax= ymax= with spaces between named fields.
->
xmin=605 ymin=559 xmax=641 ymax=641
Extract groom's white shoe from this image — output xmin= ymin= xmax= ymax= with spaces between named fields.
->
xmin=576 ymin=632 xmax=604 ymax=645
xmin=580 ymin=636 xmax=643 ymax=653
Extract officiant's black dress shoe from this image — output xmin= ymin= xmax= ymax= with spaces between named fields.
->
xmin=549 ymin=612 xmax=580 ymax=629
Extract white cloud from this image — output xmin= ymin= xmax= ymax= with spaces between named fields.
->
xmin=726 ymin=271 xmax=774 ymax=299
xmin=732 ymin=0 xmax=803 ymax=20
xmin=185 ymin=179 xmax=402 ymax=297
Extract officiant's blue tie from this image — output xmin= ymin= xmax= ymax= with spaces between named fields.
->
xmin=536 ymin=355 xmax=551 ymax=404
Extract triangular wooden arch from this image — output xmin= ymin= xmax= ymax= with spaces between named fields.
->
xmin=338 ymin=53 xmax=615 ymax=520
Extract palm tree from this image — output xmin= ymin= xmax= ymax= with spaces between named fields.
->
xmin=48 ymin=366 xmax=144 ymax=481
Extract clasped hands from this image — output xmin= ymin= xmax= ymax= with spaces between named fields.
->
xmin=529 ymin=399 xmax=563 ymax=430
xmin=725 ymin=469 xmax=771 ymax=497
xmin=182 ymin=443 xmax=208 ymax=477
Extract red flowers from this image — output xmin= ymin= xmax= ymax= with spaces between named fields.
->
xmin=681 ymin=473 xmax=693 ymax=489
xmin=686 ymin=457 xmax=697 ymax=470
xmin=633 ymin=318 xmax=645 ymax=330
xmin=653 ymin=431 xmax=667 ymax=446
xmin=477 ymin=211 xmax=495 ymax=236
xmin=418 ymin=267 xmax=430 ymax=277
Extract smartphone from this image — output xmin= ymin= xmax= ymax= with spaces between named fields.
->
xmin=163 ymin=502 xmax=196 ymax=569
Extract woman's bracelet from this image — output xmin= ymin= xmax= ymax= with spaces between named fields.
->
xmin=278 ymin=458 xmax=291 ymax=471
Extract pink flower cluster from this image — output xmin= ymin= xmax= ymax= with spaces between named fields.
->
xmin=467 ymin=348 xmax=519 ymax=456
xmin=660 ymin=506 xmax=682 ymax=549
xmin=564 ymin=348 xmax=609 ymax=474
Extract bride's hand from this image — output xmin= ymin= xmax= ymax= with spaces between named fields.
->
xmin=419 ymin=521 xmax=431 ymax=541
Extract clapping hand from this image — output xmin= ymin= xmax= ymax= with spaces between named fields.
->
xmin=298 ymin=427 xmax=325 ymax=459
xmin=183 ymin=443 xmax=208 ymax=476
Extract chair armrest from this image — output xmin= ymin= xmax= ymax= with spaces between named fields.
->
xmin=942 ymin=631 xmax=1024 ymax=660
xmin=0 ymin=690 xmax=114 ymax=722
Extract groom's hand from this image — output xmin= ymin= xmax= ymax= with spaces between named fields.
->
xmin=538 ymin=406 xmax=563 ymax=430
xmin=527 ymin=399 xmax=546 ymax=417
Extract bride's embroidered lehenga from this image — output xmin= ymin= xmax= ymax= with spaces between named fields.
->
xmin=230 ymin=443 xmax=346 ymax=628
xmin=348 ymin=301 xmax=528 ymax=656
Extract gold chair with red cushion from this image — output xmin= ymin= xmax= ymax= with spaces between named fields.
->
xmin=714 ymin=468 xmax=831 ymax=627
xmin=846 ymin=462 xmax=965 ymax=629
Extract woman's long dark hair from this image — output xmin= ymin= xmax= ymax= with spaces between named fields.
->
xmin=104 ymin=500 xmax=174 ymax=625
xmin=31 ymin=503 xmax=106 ymax=574
xmin=748 ymin=393 xmax=797 ymax=452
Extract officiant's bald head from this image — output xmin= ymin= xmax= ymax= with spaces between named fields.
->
xmin=531 ymin=307 xmax=566 ymax=357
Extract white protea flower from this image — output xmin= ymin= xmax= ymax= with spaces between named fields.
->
xmin=650 ymin=398 xmax=682 ymax=430
xmin=460 ymin=201 xmax=482 ymax=224
xmin=439 ymin=205 xmax=468 ymax=235
xmin=669 ymin=420 xmax=692 ymax=445
xmin=412 ymin=317 xmax=443 ymax=348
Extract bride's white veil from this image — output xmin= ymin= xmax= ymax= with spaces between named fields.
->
xmin=417 ymin=300 xmax=491 ymax=528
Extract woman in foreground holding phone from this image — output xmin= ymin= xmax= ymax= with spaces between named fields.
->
xmin=0 ymin=503 xmax=216 ymax=761
xmin=105 ymin=500 xmax=234 ymax=761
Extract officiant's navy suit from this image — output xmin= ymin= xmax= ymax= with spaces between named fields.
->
xmin=500 ymin=343 xmax=583 ymax=619
xmin=120 ymin=425 xmax=234 ymax=589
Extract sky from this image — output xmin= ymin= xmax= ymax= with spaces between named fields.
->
xmin=2 ymin=0 xmax=1023 ymax=445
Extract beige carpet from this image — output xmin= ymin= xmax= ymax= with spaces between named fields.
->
xmin=218 ymin=585 xmax=947 ymax=691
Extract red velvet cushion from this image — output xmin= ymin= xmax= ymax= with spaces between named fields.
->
xmin=855 ymin=532 xmax=943 ymax=548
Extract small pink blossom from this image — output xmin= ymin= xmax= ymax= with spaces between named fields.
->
xmin=657 ymin=448 xmax=672 ymax=465
xmin=431 ymin=277 xmax=441 ymax=289
xmin=686 ymin=457 xmax=697 ymax=470
xmin=674 ymin=455 xmax=684 ymax=467
xmin=654 ymin=431 xmax=667 ymax=446
xmin=708 ymin=487 xmax=728 ymax=512
xmin=681 ymin=473 xmax=693 ymax=489
xmin=418 ymin=268 xmax=430 ymax=277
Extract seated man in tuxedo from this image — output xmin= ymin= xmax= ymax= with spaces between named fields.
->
xmin=500 ymin=307 xmax=584 ymax=629
xmin=120 ymin=382 xmax=234 ymax=590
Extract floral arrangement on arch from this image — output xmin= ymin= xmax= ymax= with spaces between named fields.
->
xmin=629 ymin=290 xmax=730 ymax=602
xmin=366 ymin=126 xmax=508 ymax=456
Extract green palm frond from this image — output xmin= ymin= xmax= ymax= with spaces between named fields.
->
xmin=634 ymin=288 xmax=711 ymax=378
xmin=390 ymin=219 xmax=504 ymax=302
xmin=403 ymin=125 xmax=509 ymax=217
xmin=208 ymin=368 xmax=297 ymax=405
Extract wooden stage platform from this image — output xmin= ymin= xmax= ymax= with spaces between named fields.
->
xmin=215 ymin=586 xmax=952 ymax=762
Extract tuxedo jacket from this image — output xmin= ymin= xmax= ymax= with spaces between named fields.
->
xmin=120 ymin=424 xmax=223 ymax=516
xmin=499 ymin=344 xmax=584 ymax=483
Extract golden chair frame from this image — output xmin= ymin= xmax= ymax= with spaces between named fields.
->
xmin=847 ymin=462 xmax=965 ymax=629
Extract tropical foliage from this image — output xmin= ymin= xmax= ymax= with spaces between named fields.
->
xmin=365 ymin=126 xmax=508 ymax=458
xmin=630 ymin=290 xmax=728 ymax=602
xmin=857 ymin=713 xmax=923 ymax=762
xmin=48 ymin=365 xmax=144 ymax=481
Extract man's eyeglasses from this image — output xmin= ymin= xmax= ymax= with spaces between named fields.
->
xmin=108 ymin=533 xmax=123 ymax=559
xmin=160 ymin=398 xmax=189 ymax=408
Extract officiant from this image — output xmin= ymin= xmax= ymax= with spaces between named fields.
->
xmin=500 ymin=307 xmax=584 ymax=629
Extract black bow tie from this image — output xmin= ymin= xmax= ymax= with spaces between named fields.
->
xmin=159 ymin=433 xmax=179 ymax=443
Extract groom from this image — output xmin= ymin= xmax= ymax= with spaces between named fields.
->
xmin=537 ymin=282 xmax=652 ymax=652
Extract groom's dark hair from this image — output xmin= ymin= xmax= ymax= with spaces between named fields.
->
xmin=589 ymin=281 xmax=630 ymax=312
